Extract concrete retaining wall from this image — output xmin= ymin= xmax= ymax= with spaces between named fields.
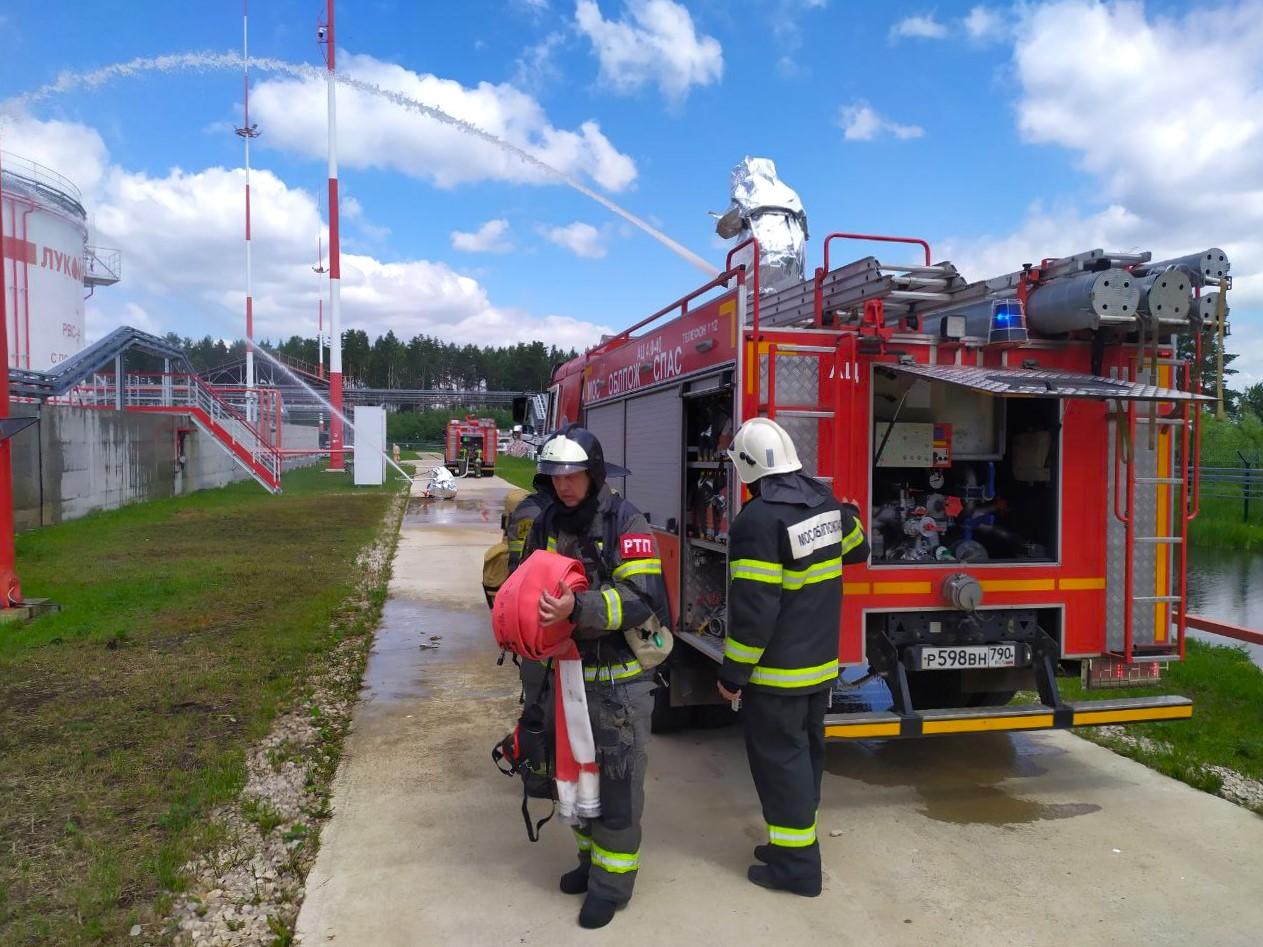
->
xmin=9 ymin=405 xmax=320 ymax=531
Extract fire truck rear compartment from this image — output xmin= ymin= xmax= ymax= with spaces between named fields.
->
xmin=864 ymin=607 xmax=1060 ymax=711
xmin=871 ymin=373 xmax=1060 ymax=565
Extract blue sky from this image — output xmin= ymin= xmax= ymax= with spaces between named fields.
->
xmin=2 ymin=0 xmax=1259 ymax=381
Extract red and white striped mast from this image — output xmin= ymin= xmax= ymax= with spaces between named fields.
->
xmin=314 ymin=234 xmax=327 ymax=381
xmin=318 ymin=0 xmax=345 ymax=470
xmin=235 ymin=0 xmax=260 ymax=409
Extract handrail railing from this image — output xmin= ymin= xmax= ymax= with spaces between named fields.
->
xmin=822 ymin=232 xmax=933 ymax=272
xmin=70 ymin=373 xmax=283 ymax=488
xmin=590 ymin=263 xmax=749 ymax=357
xmin=726 ymin=237 xmax=761 ymax=335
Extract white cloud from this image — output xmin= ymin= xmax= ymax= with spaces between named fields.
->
xmin=768 ymin=0 xmax=832 ymax=76
xmin=940 ymin=0 xmax=1263 ymax=384
xmin=542 ymin=221 xmax=607 ymax=258
xmin=5 ymin=113 xmax=611 ymax=353
xmin=838 ymin=102 xmax=924 ymax=141
xmin=451 ymin=219 xmax=514 ymax=253
xmin=250 ymin=52 xmax=637 ymax=192
xmin=0 ymin=112 xmax=109 ymax=198
xmin=889 ymin=13 xmax=949 ymax=41
xmin=963 ymin=5 xmax=1009 ymax=42
xmin=513 ymin=32 xmax=567 ymax=90
xmin=575 ymin=0 xmax=723 ymax=101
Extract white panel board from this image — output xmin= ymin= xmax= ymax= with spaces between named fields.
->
xmin=623 ymin=386 xmax=683 ymax=528
xmin=353 ymin=406 xmax=387 ymax=486
xmin=874 ymin=422 xmax=934 ymax=467
xmin=584 ymin=401 xmax=626 ymax=497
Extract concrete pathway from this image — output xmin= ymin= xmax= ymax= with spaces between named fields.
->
xmin=297 ymin=475 xmax=1263 ymax=947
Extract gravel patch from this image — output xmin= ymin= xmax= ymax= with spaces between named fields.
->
xmin=164 ymin=494 xmax=404 ymax=945
xmin=1092 ymin=725 xmax=1263 ymax=812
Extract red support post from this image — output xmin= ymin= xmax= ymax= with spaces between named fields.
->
xmin=323 ymin=0 xmax=345 ymax=470
xmin=0 ymin=151 xmax=22 ymax=607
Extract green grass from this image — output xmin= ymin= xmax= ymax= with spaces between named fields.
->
xmin=1063 ymin=640 xmax=1263 ymax=798
xmin=0 ymin=466 xmax=400 ymax=945
xmin=1189 ymin=495 xmax=1263 ymax=550
xmin=495 ymin=455 xmax=538 ymax=491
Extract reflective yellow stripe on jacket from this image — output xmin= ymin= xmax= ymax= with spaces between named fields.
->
xmin=730 ymin=558 xmax=783 ymax=584
xmin=782 ymin=556 xmax=843 ymax=590
xmin=583 ymin=659 xmax=643 ymax=684
xmin=749 ymin=659 xmax=839 ymax=689
xmin=613 ymin=558 xmax=663 ymax=580
xmin=601 ymin=587 xmax=622 ymax=630
xmin=840 ymin=519 xmax=865 ymax=556
xmin=723 ymin=637 xmax=765 ymax=665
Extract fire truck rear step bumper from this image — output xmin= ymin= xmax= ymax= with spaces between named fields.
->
xmin=823 ymin=695 xmax=1192 ymax=740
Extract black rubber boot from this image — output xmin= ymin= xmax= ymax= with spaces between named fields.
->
xmin=747 ymin=864 xmax=822 ymax=898
xmin=559 ymin=864 xmax=589 ymax=895
xmin=753 ymin=844 xmax=775 ymax=863
xmin=578 ymin=894 xmax=619 ymax=929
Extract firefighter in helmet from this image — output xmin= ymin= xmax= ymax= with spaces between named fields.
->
xmin=522 ymin=424 xmax=668 ymax=929
xmin=717 ymin=417 xmax=868 ymax=897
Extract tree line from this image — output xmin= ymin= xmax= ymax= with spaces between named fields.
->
xmin=161 ymin=332 xmax=577 ymax=392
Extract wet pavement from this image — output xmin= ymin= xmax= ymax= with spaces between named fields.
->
xmin=298 ymin=475 xmax=1263 ymax=947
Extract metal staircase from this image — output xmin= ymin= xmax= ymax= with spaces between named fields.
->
xmin=69 ymin=374 xmax=282 ymax=494
xmin=8 ymin=326 xmax=285 ymax=493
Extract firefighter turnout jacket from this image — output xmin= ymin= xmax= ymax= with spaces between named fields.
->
xmin=525 ymin=484 xmax=669 ymax=674
xmin=721 ymin=472 xmax=869 ymax=693
xmin=507 ymin=491 xmax=549 ymax=571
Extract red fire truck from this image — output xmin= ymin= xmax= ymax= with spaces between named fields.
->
xmin=445 ymin=415 xmax=497 ymax=477
xmin=547 ymin=234 xmax=1229 ymax=738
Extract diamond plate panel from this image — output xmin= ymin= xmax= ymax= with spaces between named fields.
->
xmin=774 ymin=352 xmax=820 ymax=408
xmin=777 ymin=414 xmax=820 ymax=477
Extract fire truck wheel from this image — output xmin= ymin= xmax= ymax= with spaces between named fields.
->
xmin=691 ymin=703 xmax=739 ymax=729
xmin=650 ymin=679 xmax=693 ymax=734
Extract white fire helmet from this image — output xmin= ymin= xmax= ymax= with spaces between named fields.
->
xmin=537 ymin=432 xmax=592 ymax=477
xmin=727 ymin=417 xmax=801 ymax=484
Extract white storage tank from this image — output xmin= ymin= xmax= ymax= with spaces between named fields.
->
xmin=1 ymin=151 xmax=119 ymax=371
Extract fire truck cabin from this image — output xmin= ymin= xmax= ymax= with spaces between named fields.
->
xmin=445 ymin=415 xmax=497 ymax=477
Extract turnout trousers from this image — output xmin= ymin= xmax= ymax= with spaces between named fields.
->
xmin=742 ymin=688 xmax=828 ymax=887
xmin=570 ymin=675 xmax=654 ymax=905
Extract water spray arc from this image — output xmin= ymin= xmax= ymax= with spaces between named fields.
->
xmin=4 ymin=52 xmax=718 ymax=277
xmin=252 ymin=345 xmax=412 ymax=483
xmin=234 ymin=1 xmax=260 ymax=405
xmin=317 ymin=5 xmax=345 ymax=472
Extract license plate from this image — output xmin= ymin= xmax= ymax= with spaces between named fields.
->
xmin=918 ymin=644 xmax=1018 ymax=671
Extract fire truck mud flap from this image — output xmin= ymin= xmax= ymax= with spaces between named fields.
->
xmin=823 ymin=694 xmax=1192 ymax=739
